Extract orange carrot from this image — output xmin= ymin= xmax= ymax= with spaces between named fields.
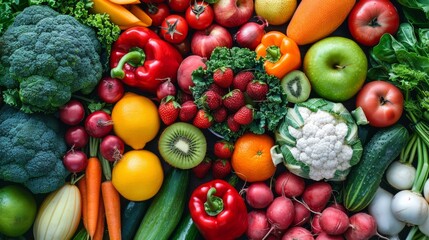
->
xmin=77 ymin=176 xmax=88 ymax=230
xmin=102 ymin=181 xmax=121 ymax=240
xmin=85 ymin=157 xmax=102 ymax=239
xmin=286 ymin=0 xmax=356 ymax=45
xmin=93 ymin=197 xmax=105 ymax=240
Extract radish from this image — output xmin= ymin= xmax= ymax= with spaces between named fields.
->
xmin=319 ymin=207 xmax=349 ymax=235
xmin=97 ymin=77 xmax=124 ymax=104
xmin=328 ymin=202 xmax=347 ymax=214
xmin=311 ymin=214 xmax=322 ymax=234
xmin=84 ymin=110 xmax=113 ymax=138
xmin=344 ymin=213 xmax=377 ymax=240
xmin=63 ymin=149 xmax=88 ymax=173
xmin=315 ymin=232 xmax=344 ymax=240
xmin=391 ymin=189 xmax=428 ymax=225
xmin=59 ymin=99 xmax=85 ymax=126
xmin=64 ymin=125 xmax=89 ymax=148
xmin=302 ymin=181 xmax=332 ymax=212
xmin=385 ymin=161 xmax=416 ymax=190
xmin=245 ymin=181 xmax=274 ymax=209
xmin=156 ymin=79 xmax=177 ymax=101
xmin=424 ymin=178 xmax=429 ymax=202
xmin=282 ymin=226 xmax=314 ymax=240
xmin=246 ymin=210 xmax=270 ymax=240
xmin=275 ymin=171 xmax=306 ymax=198
xmin=265 ymin=196 xmax=295 ymax=237
xmin=292 ymin=200 xmax=311 ymax=227
xmin=100 ymin=135 xmax=125 ymax=162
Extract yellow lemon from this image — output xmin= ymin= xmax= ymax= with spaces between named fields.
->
xmin=255 ymin=0 xmax=297 ymax=26
xmin=112 ymin=150 xmax=164 ymax=201
xmin=111 ymin=92 xmax=160 ymax=149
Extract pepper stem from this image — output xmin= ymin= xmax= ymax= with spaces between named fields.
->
xmin=265 ymin=46 xmax=281 ymax=63
xmin=110 ymin=48 xmax=146 ymax=79
xmin=204 ymin=187 xmax=224 ymax=216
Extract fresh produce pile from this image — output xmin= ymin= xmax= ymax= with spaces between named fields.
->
xmin=2 ymin=0 xmax=429 ymax=239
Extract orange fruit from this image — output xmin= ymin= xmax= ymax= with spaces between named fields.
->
xmin=231 ymin=133 xmax=276 ymax=182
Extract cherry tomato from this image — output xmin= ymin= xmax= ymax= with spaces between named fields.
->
xmin=160 ymin=14 xmax=189 ymax=44
xmin=168 ymin=0 xmax=189 ymax=12
xmin=146 ymin=3 xmax=170 ymax=26
xmin=348 ymin=0 xmax=400 ymax=46
xmin=356 ymin=81 xmax=404 ymax=127
xmin=185 ymin=1 xmax=214 ymax=30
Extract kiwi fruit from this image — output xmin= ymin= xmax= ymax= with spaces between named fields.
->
xmin=280 ymin=70 xmax=312 ymax=103
xmin=158 ymin=122 xmax=207 ymax=169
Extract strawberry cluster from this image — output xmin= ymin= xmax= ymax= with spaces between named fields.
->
xmin=192 ymin=140 xmax=235 ymax=179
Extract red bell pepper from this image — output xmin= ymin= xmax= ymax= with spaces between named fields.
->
xmin=110 ymin=26 xmax=182 ymax=94
xmin=189 ymin=179 xmax=248 ymax=240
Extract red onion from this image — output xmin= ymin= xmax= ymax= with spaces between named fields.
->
xmin=156 ymin=79 xmax=177 ymax=101
xmin=234 ymin=16 xmax=268 ymax=50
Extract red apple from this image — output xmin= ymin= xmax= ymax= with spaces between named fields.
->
xmin=191 ymin=24 xmax=233 ymax=58
xmin=177 ymin=55 xmax=207 ymax=94
xmin=213 ymin=0 xmax=254 ymax=28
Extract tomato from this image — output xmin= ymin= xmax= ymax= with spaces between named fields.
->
xmin=185 ymin=1 xmax=214 ymax=30
xmin=160 ymin=14 xmax=189 ymax=44
xmin=168 ymin=0 xmax=189 ymax=12
xmin=348 ymin=0 xmax=400 ymax=46
xmin=146 ymin=3 xmax=170 ymax=26
xmin=356 ymin=81 xmax=404 ymax=127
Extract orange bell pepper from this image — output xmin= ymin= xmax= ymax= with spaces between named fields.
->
xmin=255 ymin=31 xmax=301 ymax=79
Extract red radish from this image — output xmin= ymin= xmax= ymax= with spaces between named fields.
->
xmin=302 ymin=181 xmax=332 ymax=212
xmin=100 ymin=135 xmax=125 ymax=162
xmin=316 ymin=232 xmax=344 ymax=240
xmin=275 ymin=171 xmax=306 ymax=198
xmin=246 ymin=182 xmax=274 ymax=209
xmin=319 ymin=207 xmax=350 ymax=235
xmin=65 ymin=125 xmax=89 ymax=148
xmin=246 ymin=210 xmax=270 ymax=240
xmin=63 ymin=149 xmax=88 ymax=173
xmin=84 ymin=110 xmax=113 ymax=138
xmin=266 ymin=196 xmax=295 ymax=234
xmin=292 ymin=200 xmax=311 ymax=226
xmin=156 ymin=79 xmax=177 ymax=101
xmin=59 ymin=99 xmax=85 ymax=126
xmin=328 ymin=202 xmax=348 ymax=214
xmin=97 ymin=77 xmax=125 ymax=103
xmin=311 ymin=214 xmax=323 ymax=234
xmin=344 ymin=213 xmax=377 ymax=240
xmin=282 ymin=227 xmax=314 ymax=240
xmin=234 ymin=16 xmax=269 ymax=50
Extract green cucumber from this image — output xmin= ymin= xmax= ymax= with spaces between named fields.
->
xmin=134 ymin=168 xmax=190 ymax=240
xmin=121 ymin=200 xmax=150 ymax=240
xmin=344 ymin=124 xmax=409 ymax=212
xmin=170 ymin=212 xmax=201 ymax=240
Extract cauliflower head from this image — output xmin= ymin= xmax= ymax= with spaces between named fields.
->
xmin=273 ymin=98 xmax=363 ymax=181
xmin=0 ymin=105 xmax=69 ymax=193
xmin=0 ymin=5 xmax=102 ymax=113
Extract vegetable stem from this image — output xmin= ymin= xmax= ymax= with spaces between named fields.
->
xmin=110 ymin=49 xmax=146 ymax=79
xmin=89 ymin=137 xmax=100 ymax=158
xmin=99 ymin=153 xmax=112 ymax=181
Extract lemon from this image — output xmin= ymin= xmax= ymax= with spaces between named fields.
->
xmin=111 ymin=92 xmax=160 ymax=149
xmin=255 ymin=0 xmax=297 ymax=26
xmin=112 ymin=150 xmax=164 ymax=201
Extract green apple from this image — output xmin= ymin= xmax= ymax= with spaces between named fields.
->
xmin=303 ymin=36 xmax=367 ymax=102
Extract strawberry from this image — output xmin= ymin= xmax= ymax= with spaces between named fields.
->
xmin=158 ymin=96 xmax=180 ymax=125
xmin=222 ymin=89 xmax=245 ymax=112
xmin=212 ymin=106 xmax=227 ymax=123
xmin=213 ymin=67 xmax=234 ymax=88
xmin=179 ymin=100 xmax=198 ymax=122
xmin=227 ymin=115 xmax=241 ymax=132
xmin=192 ymin=157 xmax=212 ymax=178
xmin=201 ymin=90 xmax=222 ymax=110
xmin=214 ymin=140 xmax=234 ymax=159
xmin=208 ymin=83 xmax=228 ymax=96
xmin=246 ymin=80 xmax=269 ymax=100
xmin=193 ymin=109 xmax=214 ymax=129
xmin=212 ymin=159 xmax=231 ymax=179
xmin=233 ymin=105 xmax=254 ymax=125
xmin=232 ymin=71 xmax=254 ymax=91
xmin=177 ymin=91 xmax=194 ymax=104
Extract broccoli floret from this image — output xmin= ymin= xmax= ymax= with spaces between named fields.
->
xmin=0 ymin=105 xmax=69 ymax=193
xmin=0 ymin=5 xmax=102 ymax=113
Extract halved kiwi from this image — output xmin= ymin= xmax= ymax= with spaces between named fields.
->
xmin=158 ymin=122 xmax=207 ymax=169
xmin=280 ymin=70 xmax=312 ymax=103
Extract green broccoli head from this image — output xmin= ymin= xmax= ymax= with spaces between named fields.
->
xmin=0 ymin=5 xmax=102 ymax=113
xmin=0 ymin=105 xmax=69 ymax=193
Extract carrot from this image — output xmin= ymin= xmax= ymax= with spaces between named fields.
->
xmin=93 ymin=197 xmax=105 ymax=240
xmin=286 ymin=0 xmax=356 ymax=45
xmin=85 ymin=157 xmax=102 ymax=239
xmin=102 ymin=181 xmax=122 ymax=240
xmin=77 ymin=176 xmax=88 ymax=230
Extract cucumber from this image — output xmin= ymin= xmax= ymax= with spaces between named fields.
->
xmin=170 ymin=212 xmax=201 ymax=240
xmin=134 ymin=168 xmax=190 ymax=240
xmin=344 ymin=124 xmax=409 ymax=212
xmin=121 ymin=200 xmax=150 ymax=240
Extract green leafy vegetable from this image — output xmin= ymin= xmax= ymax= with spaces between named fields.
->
xmin=396 ymin=0 xmax=429 ymax=27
